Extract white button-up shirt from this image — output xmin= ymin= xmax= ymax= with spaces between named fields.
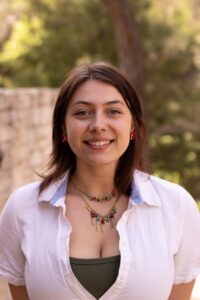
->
xmin=0 ymin=170 xmax=200 ymax=300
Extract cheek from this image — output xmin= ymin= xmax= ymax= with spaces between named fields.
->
xmin=120 ymin=119 xmax=132 ymax=135
xmin=66 ymin=133 xmax=80 ymax=156
xmin=118 ymin=121 xmax=132 ymax=148
xmin=65 ymin=120 xmax=85 ymax=150
xmin=65 ymin=118 xmax=79 ymax=136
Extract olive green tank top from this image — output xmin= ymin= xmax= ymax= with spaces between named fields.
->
xmin=70 ymin=254 xmax=121 ymax=299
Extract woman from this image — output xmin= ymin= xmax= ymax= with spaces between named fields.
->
xmin=0 ymin=62 xmax=200 ymax=300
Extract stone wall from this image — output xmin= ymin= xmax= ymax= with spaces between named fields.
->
xmin=0 ymin=88 xmax=58 ymax=211
xmin=0 ymin=88 xmax=58 ymax=299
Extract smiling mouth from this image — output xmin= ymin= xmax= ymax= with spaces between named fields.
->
xmin=84 ymin=140 xmax=114 ymax=148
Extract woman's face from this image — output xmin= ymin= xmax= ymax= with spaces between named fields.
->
xmin=64 ymin=79 xmax=133 ymax=169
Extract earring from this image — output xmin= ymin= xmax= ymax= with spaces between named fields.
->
xmin=61 ymin=133 xmax=68 ymax=143
xmin=130 ymin=130 xmax=136 ymax=140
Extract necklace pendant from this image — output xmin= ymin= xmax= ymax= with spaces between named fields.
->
xmin=95 ymin=219 xmax=98 ymax=232
xmin=80 ymin=188 xmax=119 ymax=233
xmin=96 ymin=215 xmax=101 ymax=222
xmin=100 ymin=222 xmax=104 ymax=233
xmin=91 ymin=211 xmax=96 ymax=218
xmin=101 ymin=218 xmax=105 ymax=224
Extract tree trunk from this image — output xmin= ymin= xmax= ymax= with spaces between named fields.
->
xmin=101 ymin=0 xmax=145 ymax=104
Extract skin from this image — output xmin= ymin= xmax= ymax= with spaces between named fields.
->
xmin=64 ymin=79 xmax=134 ymax=259
xmin=8 ymin=285 xmax=29 ymax=300
xmin=168 ymin=281 xmax=195 ymax=300
xmin=8 ymin=80 xmax=196 ymax=299
xmin=63 ymin=79 xmax=135 ymax=201
xmin=65 ymin=79 xmax=134 ymax=191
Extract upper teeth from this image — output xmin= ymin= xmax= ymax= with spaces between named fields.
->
xmin=88 ymin=141 xmax=111 ymax=146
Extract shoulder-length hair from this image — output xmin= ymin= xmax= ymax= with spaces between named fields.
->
xmin=38 ymin=61 xmax=147 ymax=196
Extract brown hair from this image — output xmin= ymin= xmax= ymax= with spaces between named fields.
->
xmin=38 ymin=61 xmax=147 ymax=196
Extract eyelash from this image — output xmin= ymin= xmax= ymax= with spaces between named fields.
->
xmin=109 ymin=109 xmax=121 ymax=115
xmin=74 ymin=109 xmax=122 ymax=117
xmin=75 ymin=111 xmax=91 ymax=116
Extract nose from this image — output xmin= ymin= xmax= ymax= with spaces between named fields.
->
xmin=89 ymin=112 xmax=107 ymax=132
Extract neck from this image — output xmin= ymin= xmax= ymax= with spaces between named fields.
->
xmin=69 ymin=162 xmax=117 ymax=196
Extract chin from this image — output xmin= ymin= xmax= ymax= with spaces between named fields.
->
xmin=85 ymin=158 xmax=119 ymax=168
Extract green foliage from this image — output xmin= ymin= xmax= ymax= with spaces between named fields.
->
xmin=0 ymin=0 xmax=199 ymax=199
xmin=137 ymin=0 xmax=200 ymax=199
xmin=0 ymin=0 xmax=116 ymax=87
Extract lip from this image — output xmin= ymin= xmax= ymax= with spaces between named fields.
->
xmin=85 ymin=138 xmax=114 ymax=142
xmin=84 ymin=139 xmax=114 ymax=150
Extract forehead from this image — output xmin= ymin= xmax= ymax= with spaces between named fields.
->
xmin=69 ymin=79 xmax=126 ymax=105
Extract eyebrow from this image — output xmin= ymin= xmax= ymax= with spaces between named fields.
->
xmin=72 ymin=100 xmax=125 ymax=106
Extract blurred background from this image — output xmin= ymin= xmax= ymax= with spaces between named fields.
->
xmin=0 ymin=0 xmax=200 ymax=299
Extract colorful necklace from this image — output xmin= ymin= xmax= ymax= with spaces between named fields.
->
xmin=80 ymin=195 xmax=118 ymax=233
xmin=71 ymin=180 xmax=118 ymax=233
xmin=71 ymin=180 xmax=116 ymax=203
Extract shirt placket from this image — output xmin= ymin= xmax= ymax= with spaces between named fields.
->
xmin=100 ymin=209 xmax=133 ymax=300
xmin=56 ymin=196 xmax=133 ymax=300
xmin=57 ymin=202 xmax=97 ymax=300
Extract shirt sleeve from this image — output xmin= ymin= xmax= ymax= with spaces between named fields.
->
xmin=0 ymin=190 xmax=26 ymax=286
xmin=173 ymin=189 xmax=200 ymax=284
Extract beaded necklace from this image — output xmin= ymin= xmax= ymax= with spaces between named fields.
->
xmin=80 ymin=195 xmax=118 ymax=233
xmin=72 ymin=180 xmax=116 ymax=203
xmin=71 ymin=180 xmax=118 ymax=233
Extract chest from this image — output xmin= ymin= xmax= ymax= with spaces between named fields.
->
xmin=22 ymin=202 xmax=175 ymax=300
xmin=65 ymin=194 xmax=128 ymax=258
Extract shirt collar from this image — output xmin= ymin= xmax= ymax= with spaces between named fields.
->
xmin=37 ymin=174 xmax=68 ymax=206
xmin=37 ymin=170 xmax=161 ymax=207
xmin=131 ymin=170 xmax=161 ymax=207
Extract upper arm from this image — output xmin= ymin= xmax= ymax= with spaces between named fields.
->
xmin=173 ymin=189 xmax=200 ymax=284
xmin=9 ymin=284 xmax=29 ymax=300
xmin=168 ymin=280 xmax=195 ymax=300
xmin=0 ymin=191 xmax=25 ymax=285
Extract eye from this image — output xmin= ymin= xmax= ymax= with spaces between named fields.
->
xmin=108 ymin=109 xmax=122 ymax=115
xmin=74 ymin=110 xmax=92 ymax=117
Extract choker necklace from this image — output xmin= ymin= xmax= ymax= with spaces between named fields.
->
xmin=80 ymin=195 xmax=118 ymax=233
xmin=71 ymin=180 xmax=116 ymax=203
